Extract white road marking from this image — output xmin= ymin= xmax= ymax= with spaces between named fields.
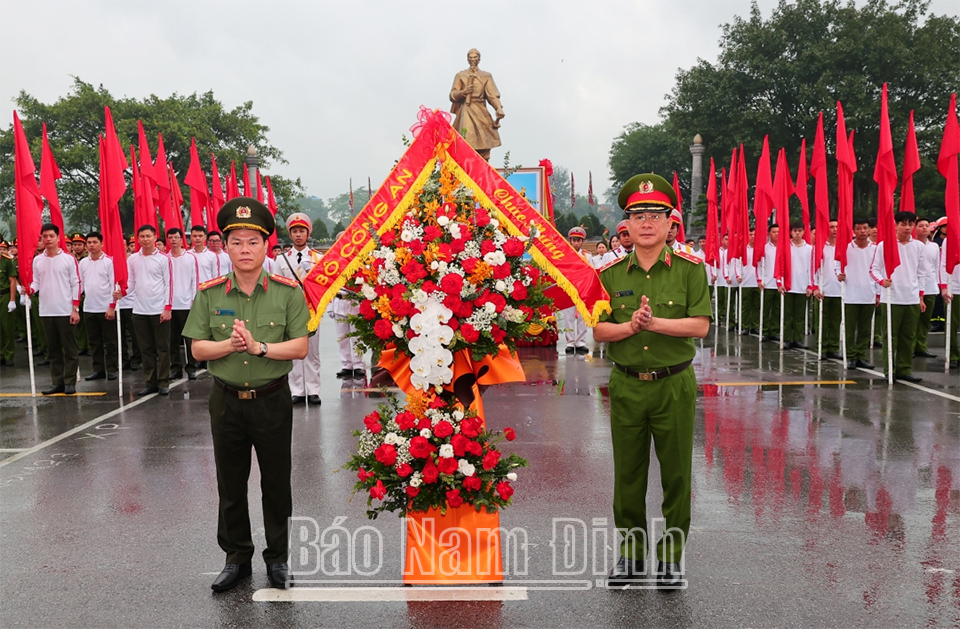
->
xmin=0 ymin=448 xmax=30 ymax=452
xmin=252 ymin=586 xmax=528 ymax=602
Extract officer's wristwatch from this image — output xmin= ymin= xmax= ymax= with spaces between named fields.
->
xmin=258 ymin=342 xmax=268 ymax=357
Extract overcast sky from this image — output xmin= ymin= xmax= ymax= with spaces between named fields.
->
xmin=2 ymin=0 xmax=956 ymax=204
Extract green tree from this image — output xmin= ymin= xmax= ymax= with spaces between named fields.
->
xmin=0 ymin=78 xmax=304 ymax=231
xmin=332 ymin=220 xmax=346 ymax=236
xmin=577 ymin=213 xmax=604 ymax=238
xmin=312 ymin=218 xmax=330 ymax=240
xmin=608 ymin=121 xmax=691 ymax=194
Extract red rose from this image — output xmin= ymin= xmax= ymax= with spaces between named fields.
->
xmin=408 ymin=240 xmax=425 ymax=256
xmin=395 ymin=411 xmax=417 ymax=430
xmin=493 ymin=263 xmax=511 ymax=280
xmin=447 ymin=317 xmax=459 ymax=331
xmin=510 ymin=281 xmax=527 ymax=300
xmin=480 ymin=240 xmax=496 ymax=255
xmin=374 ymin=283 xmax=389 ymax=297
xmin=489 ymin=293 xmax=506 ymax=313
xmin=451 ymin=434 xmax=470 ymax=457
xmin=461 ymin=257 xmax=479 ymax=274
xmin=357 ymin=468 xmax=375 ymax=482
xmin=423 ymin=225 xmax=442 ymax=242
xmin=504 ymin=427 xmax=516 ymax=441
xmin=467 ymin=440 xmax=483 ymax=456
xmin=396 ymin=463 xmax=413 ymax=477
xmin=450 ymin=238 xmax=466 ymax=254
xmin=409 ymin=436 xmax=433 ymax=459
xmin=433 ymin=420 xmax=454 ymax=438
xmin=401 ymin=260 xmax=427 ymax=282
xmin=475 ymin=209 xmax=491 ymax=227
xmin=461 ymin=417 xmax=482 ymax=438
xmin=523 ymin=266 xmax=540 ymax=282
xmin=374 ymin=319 xmax=394 ymax=340
xmin=422 ymin=462 xmax=439 ymax=484
xmin=429 ymin=396 xmax=447 ymax=409
xmin=437 ymin=456 xmax=458 ymax=475
xmin=391 ymin=283 xmax=406 ymax=298
xmin=421 ymin=280 xmax=439 ymax=294
xmin=482 ymin=449 xmax=501 ymax=470
xmin=436 ymin=243 xmax=453 ymax=260
xmin=406 ymin=486 xmax=420 ymax=497
xmin=459 ymin=323 xmax=480 ymax=344
xmin=490 ymin=325 xmax=506 ymax=344
xmin=446 ymin=488 xmax=464 ymax=508
xmin=443 ymin=294 xmax=463 ymax=315
xmin=380 ymin=231 xmax=396 ymax=247
xmin=375 ymin=443 xmax=397 ymax=466
xmin=440 ymin=273 xmax=464 ymax=296
xmin=417 ymin=417 xmax=432 ymax=430
xmin=463 ymin=476 xmax=483 ymax=491
xmin=503 ymin=237 xmax=524 ymax=257
xmin=359 ymin=300 xmax=377 ymax=320
xmin=363 ymin=411 xmax=382 ymax=433
xmin=390 ymin=294 xmax=413 ymax=318
xmin=496 ymin=481 xmax=514 ymax=500
xmin=456 ymin=301 xmax=474 ymax=319
xmin=370 ymin=479 xmax=386 ymax=500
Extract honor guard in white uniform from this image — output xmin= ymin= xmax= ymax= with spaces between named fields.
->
xmin=560 ymin=226 xmax=590 ymax=354
xmin=275 ymin=213 xmax=322 ymax=405
xmin=330 ymin=231 xmax=365 ymax=379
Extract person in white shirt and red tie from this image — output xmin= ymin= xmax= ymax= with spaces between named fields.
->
xmin=128 ymin=225 xmax=174 ymax=395
xmin=167 ymin=227 xmax=200 ymax=381
xmin=778 ymin=222 xmax=814 ymax=349
xmin=78 ymin=232 xmax=118 ymax=381
xmin=869 ymin=211 xmax=931 ymax=383
xmin=30 ymin=223 xmax=82 ymax=395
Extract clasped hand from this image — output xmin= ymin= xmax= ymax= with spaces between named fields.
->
xmin=630 ymin=295 xmax=653 ymax=333
xmin=230 ymin=319 xmax=258 ymax=355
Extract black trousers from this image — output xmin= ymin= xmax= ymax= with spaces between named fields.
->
xmin=84 ymin=311 xmax=118 ymax=373
xmin=40 ymin=316 xmax=78 ymax=386
xmin=119 ymin=308 xmax=141 ymax=366
xmin=169 ymin=309 xmax=196 ymax=375
xmin=209 ymin=380 xmax=293 ymax=564
xmin=132 ymin=314 xmax=171 ymax=388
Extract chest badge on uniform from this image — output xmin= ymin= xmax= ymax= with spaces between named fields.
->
xmin=614 ymin=289 xmax=634 ymax=298
xmin=214 ymin=309 xmax=235 ymax=316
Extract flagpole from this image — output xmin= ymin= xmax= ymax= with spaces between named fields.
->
xmin=25 ymin=297 xmax=36 ymax=398
xmin=886 ymin=290 xmax=893 ymax=385
xmin=946 ymin=300 xmax=953 ymax=372
xmin=780 ymin=291 xmax=786 ymax=351
xmin=840 ymin=283 xmax=848 ymax=366
xmin=116 ymin=284 xmax=123 ymax=400
xmin=817 ymin=297 xmax=823 ymax=359
xmin=725 ymin=287 xmax=731 ymax=332
xmin=738 ymin=285 xmax=743 ymax=336
xmin=759 ymin=274 xmax=765 ymax=340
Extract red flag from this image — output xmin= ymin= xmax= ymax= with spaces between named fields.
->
xmin=874 ymin=83 xmax=900 ymax=278
xmin=39 ymin=123 xmax=67 ymax=252
xmin=753 ymin=136 xmax=774 ymax=267
xmin=154 ymin=133 xmax=173 ymax=228
xmin=899 ymin=110 xmax=921 ymax=214
xmin=570 ymin=172 xmax=576 ymax=209
xmin=772 ymin=148 xmax=795 ymax=290
xmin=810 ymin=112 xmax=831 ymax=274
xmin=835 ymin=102 xmax=858 ymax=272
xmin=796 ymin=139 xmax=811 ymax=244
xmin=672 ymin=171 xmax=685 ymax=243
xmin=209 ymin=155 xmax=225 ymax=231
xmin=184 ymin=138 xmax=208 ymax=230
xmin=265 ymin=175 xmax=279 ymax=256
xmin=101 ymin=107 xmax=129 ymax=292
xmin=13 ymin=112 xmax=43 ymax=291
xmin=939 ymin=93 xmax=960 ymax=275
xmin=102 ymin=107 xmax=129 ymax=210
xmin=243 ymin=163 xmax=251 ymax=198
xmin=349 ymin=177 xmax=355 ymax=212
xmin=736 ymin=146 xmax=749 ymax=263
xmin=724 ymin=147 xmax=738 ymax=241
xmin=168 ymin=163 xmax=185 ymax=232
xmin=137 ymin=121 xmax=159 ymax=215
xmin=130 ymin=145 xmax=148 ymax=240
xmin=588 ymin=171 xmax=595 ymax=206
xmin=226 ymin=161 xmax=240 ymax=200
xmin=255 ymin=170 xmax=264 ymax=203
xmin=705 ymin=158 xmax=720 ymax=268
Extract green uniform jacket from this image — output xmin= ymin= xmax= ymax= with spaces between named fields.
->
xmin=599 ymin=246 xmax=713 ymax=370
xmin=182 ymin=269 xmax=310 ymax=388
xmin=0 ymin=255 xmax=17 ymax=298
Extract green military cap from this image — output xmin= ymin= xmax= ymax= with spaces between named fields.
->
xmin=618 ymin=173 xmax=677 ymax=213
xmin=218 ymin=196 xmax=275 ymax=237
xmin=71 ymin=232 xmax=85 ymax=243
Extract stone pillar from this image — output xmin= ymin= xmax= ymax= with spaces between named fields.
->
xmin=244 ymin=145 xmax=260 ymax=196
xmin=689 ymin=134 xmax=705 ymax=234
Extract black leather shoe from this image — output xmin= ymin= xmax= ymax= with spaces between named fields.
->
xmin=37 ymin=359 xmax=50 ymax=366
xmin=77 ymin=349 xmax=90 ymax=356
xmin=855 ymin=359 xmax=875 ymax=369
xmin=791 ymin=341 xmax=809 ymax=350
xmin=873 ymin=340 xmax=883 ymax=349
xmin=1 ymin=359 xmax=13 ymax=367
xmin=291 ymin=396 xmax=305 ymax=405
xmin=85 ymin=371 xmax=106 ymax=381
xmin=41 ymin=385 xmax=64 ymax=395
xmin=825 ymin=352 xmax=844 ymax=360
xmin=914 ymin=350 xmax=937 ymax=358
xmin=353 ymin=369 xmax=366 ymax=379
xmin=307 ymin=394 xmax=321 ymax=405
xmin=158 ymin=387 xmax=170 ymax=395
xmin=169 ymin=371 xmax=183 ymax=380
xmin=575 ymin=346 xmax=589 ymax=355
xmin=130 ymin=362 xmax=142 ymax=370
xmin=847 ymin=360 xmax=857 ymax=369
xmin=950 ymin=360 xmax=959 ymax=369
xmin=64 ymin=385 xmax=76 ymax=395
xmin=564 ymin=346 xmax=575 ymax=355
xmin=211 ymin=563 xmax=252 ymax=592
xmin=657 ymin=561 xmax=684 ymax=589
xmin=335 ymin=369 xmax=350 ymax=379
xmin=895 ymin=373 xmax=922 ymax=383
xmin=107 ymin=372 xmax=117 ymax=380
xmin=137 ymin=386 xmax=159 ymax=396
xmin=607 ymin=556 xmax=646 ymax=586
xmin=187 ymin=371 xmax=197 ymax=380
xmin=267 ymin=562 xmax=292 ymax=588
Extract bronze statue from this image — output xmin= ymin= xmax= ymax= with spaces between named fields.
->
xmin=449 ymin=49 xmax=504 ymax=161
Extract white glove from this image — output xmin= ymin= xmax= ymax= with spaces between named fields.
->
xmin=7 ymin=300 xmax=15 ymax=313
xmin=20 ymin=294 xmax=30 ymax=308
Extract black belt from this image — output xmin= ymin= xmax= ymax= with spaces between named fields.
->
xmin=615 ymin=360 xmax=692 ymax=381
xmin=214 ymin=375 xmax=287 ymax=400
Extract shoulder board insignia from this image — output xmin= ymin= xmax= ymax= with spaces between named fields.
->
xmin=198 ymin=276 xmax=228 ymax=291
xmin=674 ymin=250 xmax=703 ymax=264
xmin=598 ymin=257 xmax=628 ymax=273
xmin=269 ymin=274 xmax=300 ymax=288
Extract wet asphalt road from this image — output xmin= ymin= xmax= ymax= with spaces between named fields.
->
xmin=1 ymin=317 xmax=958 ymax=628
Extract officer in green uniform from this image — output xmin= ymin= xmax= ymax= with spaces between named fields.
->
xmin=183 ymin=197 xmax=309 ymax=593
xmin=71 ymin=233 xmax=91 ymax=356
xmin=0 ymin=241 xmax=18 ymax=366
xmin=595 ymin=174 xmax=712 ymax=588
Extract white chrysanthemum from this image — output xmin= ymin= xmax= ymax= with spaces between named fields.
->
xmin=507 ymin=472 xmax=518 ymax=481
xmin=361 ymin=285 xmax=377 ymax=300
xmin=458 ymin=459 xmax=476 ymax=476
xmin=437 ymin=215 xmax=450 ymax=227
xmin=420 ymin=428 xmax=432 ymax=439
xmin=384 ymin=432 xmax=399 ymax=445
xmin=447 ymin=223 xmax=462 ymax=239
xmin=483 ymin=251 xmax=506 ymax=267
xmin=484 ymin=302 xmax=497 ymax=315
xmin=409 ymin=476 xmax=422 ymax=488
xmin=438 ymin=444 xmax=455 ymax=458
xmin=495 ymin=280 xmax=507 ymax=293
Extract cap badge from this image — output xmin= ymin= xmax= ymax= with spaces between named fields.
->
xmin=236 ymin=206 xmax=252 ymax=219
xmin=639 ymin=180 xmax=655 ymax=194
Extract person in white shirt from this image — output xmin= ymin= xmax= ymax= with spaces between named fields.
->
xmin=716 ymin=234 xmax=731 ymax=328
xmin=78 ymin=232 xmax=118 ymax=381
xmin=758 ymin=223 xmax=780 ymax=341
xmin=779 ymin=222 xmax=814 ymax=349
xmin=128 ymin=225 xmax=173 ymax=395
xmin=732 ymin=227 xmax=759 ymax=334
xmin=188 ymin=225 xmax=219 ymax=284
xmin=275 ymin=213 xmax=322 ymax=405
xmin=813 ymin=220 xmax=843 ymax=360
xmin=611 ymin=221 xmax=633 ymax=259
xmin=560 ymin=226 xmax=590 ymax=354
xmin=913 ymin=217 xmax=941 ymax=358
xmin=938 ymin=235 xmax=959 ymax=368
xmin=207 ymin=231 xmax=232 ymax=277
xmin=30 ymin=224 xmax=81 ymax=394
xmin=166 ymin=227 xmax=200 ymax=380
xmin=838 ymin=218 xmax=879 ymax=369
xmin=118 ymin=237 xmax=141 ymax=370
xmin=328 ymin=231 xmax=365 ymax=379
xmin=869 ymin=211 xmax=930 ymax=382
xmin=591 ymin=242 xmax=615 ymax=268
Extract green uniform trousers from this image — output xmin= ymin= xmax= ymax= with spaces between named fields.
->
xmin=845 ymin=303 xmax=875 ymax=361
xmin=914 ymin=295 xmax=937 ymax=354
xmin=119 ymin=308 xmax=141 ymax=366
xmin=762 ymin=289 xmax=781 ymax=336
xmin=947 ymin=298 xmax=960 ymax=362
xmin=873 ymin=303 xmax=886 ymax=345
xmin=169 ymin=309 xmax=197 ymax=376
xmin=84 ymin=312 xmax=118 ymax=374
xmin=21 ymin=297 xmax=47 ymax=356
xmin=782 ymin=292 xmax=807 ymax=344
xmin=0 ymin=300 xmax=15 ymax=361
xmin=40 ymin=316 xmax=78 ymax=387
xmin=715 ymin=287 xmax=731 ymax=327
xmin=741 ymin=287 xmax=760 ymax=331
xmin=881 ymin=304 xmax=920 ymax=377
xmin=820 ymin=296 xmax=842 ymax=353
xmin=132 ymin=314 xmax=171 ymax=388
xmin=609 ymin=365 xmax=695 ymax=564
xmin=210 ymin=380 xmax=293 ymax=564
xmin=75 ymin=295 xmax=90 ymax=352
